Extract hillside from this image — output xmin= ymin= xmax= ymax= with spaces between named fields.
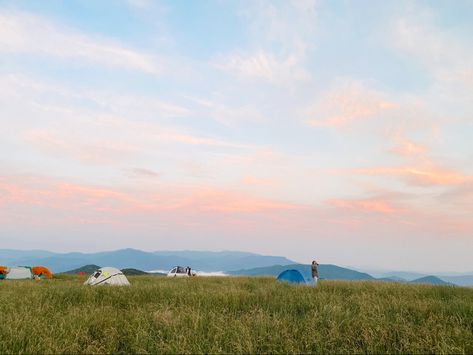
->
xmin=1 ymin=277 xmax=472 ymax=354
xmin=372 ymin=271 xmax=428 ymax=281
xmin=410 ymin=276 xmax=451 ymax=285
xmin=377 ymin=276 xmax=407 ymax=283
xmin=0 ymin=248 xmax=294 ymax=273
xmin=121 ymin=268 xmax=149 ymax=276
xmin=439 ymin=275 xmax=473 ymax=287
xmin=364 ymin=270 xmax=473 ymax=287
xmin=229 ymin=264 xmax=374 ymax=281
xmin=0 ymin=249 xmax=57 ymax=264
xmin=61 ymin=264 xmax=101 ymax=275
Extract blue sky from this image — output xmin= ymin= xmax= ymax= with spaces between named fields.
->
xmin=1 ymin=0 xmax=472 ymax=272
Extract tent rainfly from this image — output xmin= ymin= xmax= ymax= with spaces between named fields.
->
xmin=84 ymin=267 xmax=130 ymax=286
xmin=276 ymin=269 xmax=306 ymax=285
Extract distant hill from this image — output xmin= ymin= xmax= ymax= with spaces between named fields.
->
xmin=350 ymin=269 xmax=473 ymax=286
xmin=0 ymin=248 xmax=295 ymax=273
xmin=370 ymin=271 xmax=428 ymax=281
xmin=154 ymin=250 xmax=294 ymax=272
xmin=0 ymin=249 xmax=57 ymax=265
xmin=410 ymin=276 xmax=451 ymax=285
xmin=121 ymin=268 xmax=149 ymax=276
xmin=229 ymin=264 xmax=374 ymax=282
xmin=377 ymin=276 xmax=407 ymax=283
xmin=438 ymin=275 xmax=473 ymax=287
xmin=62 ymin=264 xmax=100 ymax=275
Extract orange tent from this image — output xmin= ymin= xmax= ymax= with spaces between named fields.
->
xmin=32 ymin=266 xmax=53 ymax=279
xmin=0 ymin=266 xmax=7 ymax=279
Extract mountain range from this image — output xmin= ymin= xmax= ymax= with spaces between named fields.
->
xmin=0 ymin=248 xmax=470 ymax=286
xmin=0 ymin=248 xmax=294 ymax=273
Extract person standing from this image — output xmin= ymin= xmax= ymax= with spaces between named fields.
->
xmin=311 ymin=260 xmax=319 ymax=286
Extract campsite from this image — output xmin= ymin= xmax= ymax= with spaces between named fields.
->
xmin=2 ymin=0 xmax=473 ymax=354
xmin=1 ymin=273 xmax=473 ymax=354
xmin=1 ymin=251 xmax=473 ymax=354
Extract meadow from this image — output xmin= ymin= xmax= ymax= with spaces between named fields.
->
xmin=0 ymin=276 xmax=472 ymax=354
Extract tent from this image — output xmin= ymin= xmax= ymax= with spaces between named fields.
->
xmin=0 ymin=266 xmax=7 ymax=280
xmin=84 ymin=267 xmax=130 ymax=286
xmin=4 ymin=266 xmax=33 ymax=280
xmin=277 ymin=269 xmax=306 ymax=284
xmin=32 ymin=266 xmax=53 ymax=279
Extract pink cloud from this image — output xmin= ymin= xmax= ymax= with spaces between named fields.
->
xmin=191 ymin=190 xmax=296 ymax=213
xmin=126 ymin=168 xmax=160 ymax=178
xmin=390 ymin=139 xmax=426 ymax=157
xmin=306 ymin=80 xmax=397 ymax=128
xmin=352 ymin=165 xmax=470 ymax=187
xmin=0 ymin=175 xmax=300 ymax=228
xmin=241 ymin=176 xmax=276 ymax=186
xmin=23 ymin=129 xmax=138 ymax=164
xmin=2 ymin=173 xmax=473 ymax=250
xmin=329 ymin=198 xmax=398 ymax=214
xmin=156 ymin=132 xmax=246 ymax=148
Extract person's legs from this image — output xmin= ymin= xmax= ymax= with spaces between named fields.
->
xmin=313 ymin=276 xmax=318 ymax=286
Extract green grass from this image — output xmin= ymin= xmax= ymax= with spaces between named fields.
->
xmin=1 ymin=276 xmax=472 ymax=354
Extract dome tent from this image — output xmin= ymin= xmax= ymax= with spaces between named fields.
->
xmin=84 ymin=267 xmax=130 ymax=286
xmin=32 ymin=266 xmax=53 ymax=279
xmin=4 ymin=266 xmax=33 ymax=280
xmin=277 ymin=269 xmax=306 ymax=284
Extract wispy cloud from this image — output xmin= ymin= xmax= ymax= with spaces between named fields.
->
xmin=0 ymin=175 xmax=300 ymax=226
xmin=392 ymin=8 xmax=473 ymax=95
xmin=0 ymin=11 xmax=160 ymax=73
xmin=1 ymin=72 xmax=250 ymax=166
xmin=241 ymin=176 xmax=276 ymax=187
xmin=127 ymin=0 xmax=152 ymax=9
xmin=352 ymin=165 xmax=470 ymax=187
xmin=23 ymin=129 xmax=139 ymax=164
xmin=214 ymin=50 xmax=310 ymax=84
xmin=125 ymin=168 xmax=160 ymax=179
xmin=213 ymin=0 xmax=316 ymax=85
xmin=185 ymin=95 xmax=266 ymax=125
xmin=155 ymin=132 xmax=248 ymax=148
xmin=306 ymin=79 xmax=397 ymax=128
xmin=390 ymin=139 xmax=427 ymax=157
xmin=241 ymin=0 xmax=317 ymax=53
xmin=329 ymin=198 xmax=398 ymax=215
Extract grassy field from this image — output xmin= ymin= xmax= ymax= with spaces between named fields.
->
xmin=0 ymin=276 xmax=472 ymax=354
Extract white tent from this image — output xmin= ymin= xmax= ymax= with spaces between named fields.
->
xmin=5 ymin=267 xmax=33 ymax=280
xmin=84 ymin=267 xmax=130 ymax=286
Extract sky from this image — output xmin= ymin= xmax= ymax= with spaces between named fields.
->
xmin=1 ymin=0 xmax=472 ymax=272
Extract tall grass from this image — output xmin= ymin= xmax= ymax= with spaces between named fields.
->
xmin=0 ymin=276 xmax=472 ymax=354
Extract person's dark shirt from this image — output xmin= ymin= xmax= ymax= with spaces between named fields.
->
xmin=311 ymin=263 xmax=319 ymax=278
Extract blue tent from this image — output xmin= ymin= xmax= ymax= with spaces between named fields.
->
xmin=277 ymin=269 xmax=306 ymax=284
